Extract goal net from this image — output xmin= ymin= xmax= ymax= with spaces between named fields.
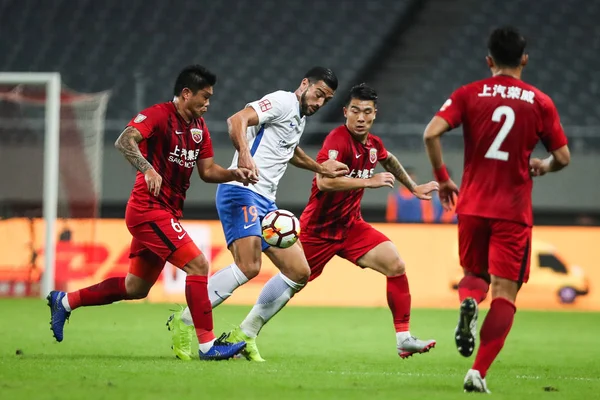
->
xmin=0 ymin=73 xmax=110 ymax=298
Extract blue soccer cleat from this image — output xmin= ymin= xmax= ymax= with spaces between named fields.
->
xmin=198 ymin=333 xmax=246 ymax=361
xmin=46 ymin=290 xmax=71 ymax=342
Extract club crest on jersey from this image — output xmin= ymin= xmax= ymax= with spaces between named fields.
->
xmin=190 ymin=128 xmax=203 ymax=143
xmin=134 ymin=114 xmax=146 ymax=123
xmin=328 ymin=150 xmax=339 ymax=160
xmin=369 ymin=148 xmax=377 ymax=163
xmin=440 ymin=99 xmax=452 ymax=111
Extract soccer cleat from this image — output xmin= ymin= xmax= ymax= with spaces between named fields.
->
xmin=455 ymin=297 xmax=478 ymax=357
xmin=46 ymin=291 xmax=71 ymax=342
xmin=463 ymin=369 xmax=491 ymax=393
xmin=166 ymin=307 xmax=194 ymax=361
xmin=397 ymin=336 xmax=436 ymax=358
xmin=198 ymin=332 xmax=246 ymax=361
xmin=228 ymin=326 xmax=266 ymax=362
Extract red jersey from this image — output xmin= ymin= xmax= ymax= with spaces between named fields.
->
xmin=300 ymin=125 xmax=388 ymax=240
xmin=436 ymin=75 xmax=567 ymax=226
xmin=126 ymin=102 xmax=214 ymax=218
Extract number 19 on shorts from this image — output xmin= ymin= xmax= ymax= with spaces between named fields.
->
xmin=242 ymin=206 xmax=258 ymax=229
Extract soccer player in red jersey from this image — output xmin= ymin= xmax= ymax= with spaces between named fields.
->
xmin=424 ymin=27 xmax=570 ymax=392
xmin=234 ymin=83 xmax=439 ymax=359
xmin=46 ymin=65 xmax=257 ymax=360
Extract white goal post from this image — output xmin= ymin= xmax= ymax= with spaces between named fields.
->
xmin=0 ymin=73 xmax=61 ymax=298
xmin=0 ymin=73 xmax=110 ymax=299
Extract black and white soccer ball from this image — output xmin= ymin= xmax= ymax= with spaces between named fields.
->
xmin=261 ymin=209 xmax=300 ymax=248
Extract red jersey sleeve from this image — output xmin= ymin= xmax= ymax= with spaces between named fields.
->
xmin=539 ymin=97 xmax=568 ymax=152
xmin=198 ymin=122 xmax=214 ymax=160
xmin=373 ymin=135 xmax=388 ymax=161
xmin=127 ymin=105 xmax=166 ymax=139
xmin=435 ymin=86 xmax=466 ymax=129
xmin=316 ymin=130 xmax=350 ymax=164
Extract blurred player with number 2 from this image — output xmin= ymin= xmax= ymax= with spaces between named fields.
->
xmin=424 ymin=27 xmax=570 ymax=392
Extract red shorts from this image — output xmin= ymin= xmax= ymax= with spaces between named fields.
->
xmin=301 ymin=220 xmax=390 ymax=281
xmin=458 ymin=214 xmax=532 ymax=284
xmin=125 ymin=205 xmax=202 ymax=282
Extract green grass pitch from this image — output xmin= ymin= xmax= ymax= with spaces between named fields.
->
xmin=1 ymin=299 xmax=599 ymax=399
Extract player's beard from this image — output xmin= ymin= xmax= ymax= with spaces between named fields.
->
xmin=300 ymin=90 xmax=315 ymax=116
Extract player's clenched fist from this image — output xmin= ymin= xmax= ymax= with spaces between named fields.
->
xmin=232 ymin=167 xmax=259 ymax=186
xmin=144 ymin=168 xmax=163 ymax=197
xmin=367 ymin=172 xmax=395 ymax=188
xmin=529 ymin=158 xmax=547 ymax=177
xmin=412 ymin=181 xmax=440 ymax=200
xmin=320 ymin=159 xmax=349 ymax=178
xmin=238 ymin=150 xmax=259 ymax=178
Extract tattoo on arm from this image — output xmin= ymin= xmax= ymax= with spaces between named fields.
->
xmin=381 ymin=152 xmax=415 ymax=191
xmin=115 ymin=127 xmax=152 ymax=173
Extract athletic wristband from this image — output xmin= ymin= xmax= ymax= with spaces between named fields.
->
xmin=434 ymin=165 xmax=450 ymax=182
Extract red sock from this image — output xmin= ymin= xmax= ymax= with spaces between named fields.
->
xmin=67 ymin=277 xmax=127 ymax=310
xmin=387 ymin=274 xmax=411 ymax=332
xmin=472 ymin=297 xmax=516 ymax=377
xmin=458 ymin=275 xmax=489 ymax=303
xmin=185 ymin=275 xmax=215 ymax=345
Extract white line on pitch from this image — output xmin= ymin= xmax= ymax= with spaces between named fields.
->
xmin=265 ymin=369 xmax=599 ymax=382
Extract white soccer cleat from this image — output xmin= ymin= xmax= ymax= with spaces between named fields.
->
xmin=397 ymin=336 xmax=436 ymax=359
xmin=463 ymin=369 xmax=491 ymax=393
xmin=455 ymin=297 xmax=478 ymax=357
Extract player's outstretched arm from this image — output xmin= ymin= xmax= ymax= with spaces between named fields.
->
xmin=115 ymin=126 xmax=162 ymax=196
xmin=317 ymin=172 xmax=394 ymax=192
xmin=290 ymin=146 xmax=349 ymax=177
xmin=227 ymin=107 xmax=260 ymax=177
xmin=380 ymin=152 xmax=439 ymax=200
xmin=380 ymin=152 xmax=416 ymax=192
xmin=196 ymin=157 xmax=258 ymax=185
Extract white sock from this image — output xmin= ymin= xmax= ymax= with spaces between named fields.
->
xmin=396 ymin=331 xmax=412 ymax=346
xmin=199 ymin=338 xmax=216 ymax=353
xmin=208 ymin=263 xmax=248 ymax=307
xmin=180 ymin=263 xmax=248 ymax=326
xmin=61 ymin=294 xmax=72 ymax=312
xmin=240 ymin=273 xmax=304 ymax=338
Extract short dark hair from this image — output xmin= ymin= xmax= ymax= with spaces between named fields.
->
xmin=488 ymin=26 xmax=527 ymax=68
xmin=173 ymin=65 xmax=217 ymax=96
xmin=346 ymin=83 xmax=378 ymax=107
xmin=304 ymin=67 xmax=338 ymax=91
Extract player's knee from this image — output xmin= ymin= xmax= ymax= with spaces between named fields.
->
xmin=386 ymin=258 xmax=406 ymax=277
xmin=236 ymin=260 xmax=261 ymax=280
xmin=286 ymin=263 xmax=310 ymax=285
xmin=124 ymin=278 xmax=151 ymax=299
xmin=185 ymin=256 xmax=210 ymax=276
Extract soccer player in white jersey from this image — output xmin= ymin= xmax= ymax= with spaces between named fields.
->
xmin=167 ymin=67 xmax=349 ymax=360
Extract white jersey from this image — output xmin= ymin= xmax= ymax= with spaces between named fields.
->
xmin=225 ymin=90 xmax=306 ymax=200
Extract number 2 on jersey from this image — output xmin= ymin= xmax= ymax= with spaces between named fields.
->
xmin=485 ymin=105 xmax=515 ymax=161
xmin=242 ymin=206 xmax=258 ymax=223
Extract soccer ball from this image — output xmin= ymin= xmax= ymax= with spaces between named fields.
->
xmin=261 ymin=209 xmax=300 ymax=248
